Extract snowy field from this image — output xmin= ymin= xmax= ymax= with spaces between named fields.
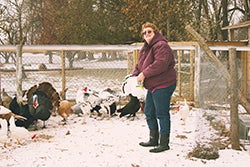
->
xmin=0 ymin=106 xmax=250 ymax=167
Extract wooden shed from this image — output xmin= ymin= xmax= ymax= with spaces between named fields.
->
xmin=222 ymin=21 xmax=250 ymax=100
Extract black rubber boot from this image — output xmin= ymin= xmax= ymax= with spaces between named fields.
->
xmin=139 ymin=130 xmax=159 ymax=147
xmin=149 ymin=134 xmax=170 ymax=153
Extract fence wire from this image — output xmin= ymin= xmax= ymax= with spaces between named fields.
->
xmin=1 ymin=45 xmax=241 ymax=109
xmin=199 ymin=50 xmax=242 ymax=109
xmin=0 ymin=51 xmax=128 ymax=100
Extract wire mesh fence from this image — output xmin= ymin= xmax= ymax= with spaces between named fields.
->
xmin=0 ymin=50 xmax=129 ymax=101
xmin=1 ymin=43 xmax=246 ymax=109
xmin=199 ymin=50 xmax=230 ymax=108
xmin=198 ymin=49 xmax=244 ymax=109
xmin=0 ymin=44 xmax=195 ymax=104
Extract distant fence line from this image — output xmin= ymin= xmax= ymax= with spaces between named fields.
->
xmin=1 ymin=42 xmax=250 ymax=108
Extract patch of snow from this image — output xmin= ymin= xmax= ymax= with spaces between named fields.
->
xmin=0 ymin=107 xmax=249 ymax=167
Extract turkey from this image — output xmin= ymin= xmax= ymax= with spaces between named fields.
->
xmin=28 ymin=82 xmax=60 ymax=128
xmin=28 ymin=90 xmax=53 ymax=128
xmin=33 ymin=82 xmax=60 ymax=109
xmin=9 ymin=82 xmax=60 ymax=129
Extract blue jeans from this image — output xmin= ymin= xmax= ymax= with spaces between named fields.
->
xmin=144 ymin=83 xmax=176 ymax=135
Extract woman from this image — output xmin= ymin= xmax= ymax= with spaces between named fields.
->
xmin=133 ymin=22 xmax=176 ymax=153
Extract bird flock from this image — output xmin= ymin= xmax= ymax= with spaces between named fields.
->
xmin=0 ymin=77 xmax=191 ymax=146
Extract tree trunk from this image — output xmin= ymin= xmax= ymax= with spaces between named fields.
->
xmin=16 ymin=45 xmax=23 ymax=104
xmin=185 ymin=25 xmax=250 ymax=114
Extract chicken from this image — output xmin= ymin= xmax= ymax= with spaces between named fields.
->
xmin=9 ymin=116 xmax=32 ymax=144
xmin=117 ymin=94 xmax=141 ymax=119
xmin=74 ymin=87 xmax=93 ymax=115
xmin=75 ymin=86 xmax=97 ymax=115
xmin=0 ymin=118 xmax=8 ymax=144
xmin=121 ymin=75 xmax=147 ymax=101
xmin=28 ymin=90 xmax=53 ymax=128
xmin=1 ymin=88 xmax=12 ymax=109
xmin=75 ymin=87 xmax=92 ymax=104
xmin=57 ymin=100 xmax=73 ymax=122
xmin=107 ymin=102 xmax=117 ymax=117
xmin=75 ymin=87 xmax=118 ymax=118
xmin=97 ymin=88 xmax=118 ymax=117
xmin=0 ymin=105 xmax=27 ymax=122
xmin=71 ymin=103 xmax=83 ymax=116
xmin=177 ymin=99 xmax=190 ymax=125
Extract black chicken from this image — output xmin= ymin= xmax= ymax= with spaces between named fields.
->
xmin=109 ymin=102 xmax=117 ymax=116
xmin=117 ymin=94 xmax=141 ymax=119
xmin=90 ymin=105 xmax=102 ymax=116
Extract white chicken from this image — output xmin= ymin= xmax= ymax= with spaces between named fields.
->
xmin=75 ymin=87 xmax=93 ymax=104
xmin=75 ymin=86 xmax=96 ymax=114
xmin=177 ymin=99 xmax=190 ymax=125
xmin=0 ymin=118 xmax=8 ymax=144
xmin=9 ymin=116 xmax=32 ymax=144
xmin=121 ymin=75 xmax=147 ymax=101
xmin=75 ymin=86 xmax=119 ymax=118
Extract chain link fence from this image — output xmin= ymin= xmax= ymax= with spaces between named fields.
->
xmin=0 ymin=50 xmax=129 ymax=101
xmin=199 ymin=50 xmax=231 ymax=108
xmin=1 ymin=43 xmax=245 ymax=109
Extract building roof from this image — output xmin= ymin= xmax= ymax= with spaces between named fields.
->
xmin=222 ymin=20 xmax=250 ymax=30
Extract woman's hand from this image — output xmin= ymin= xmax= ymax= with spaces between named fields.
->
xmin=137 ymin=72 xmax=145 ymax=83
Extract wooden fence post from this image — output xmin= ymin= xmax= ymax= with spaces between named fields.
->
xmin=177 ymin=50 xmax=182 ymax=97
xmin=61 ymin=50 xmax=66 ymax=100
xmin=229 ymin=48 xmax=240 ymax=150
xmin=190 ymin=50 xmax=194 ymax=101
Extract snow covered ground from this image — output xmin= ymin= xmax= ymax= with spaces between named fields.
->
xmin=0 ymin=106 xmax=250 ymax=167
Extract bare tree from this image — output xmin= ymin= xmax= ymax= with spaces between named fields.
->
xmin=0 ymin=0 xmax=38 ymax=103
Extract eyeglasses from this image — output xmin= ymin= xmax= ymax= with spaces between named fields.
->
xmin=142 ymin=30 xmax=152 ymax=35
